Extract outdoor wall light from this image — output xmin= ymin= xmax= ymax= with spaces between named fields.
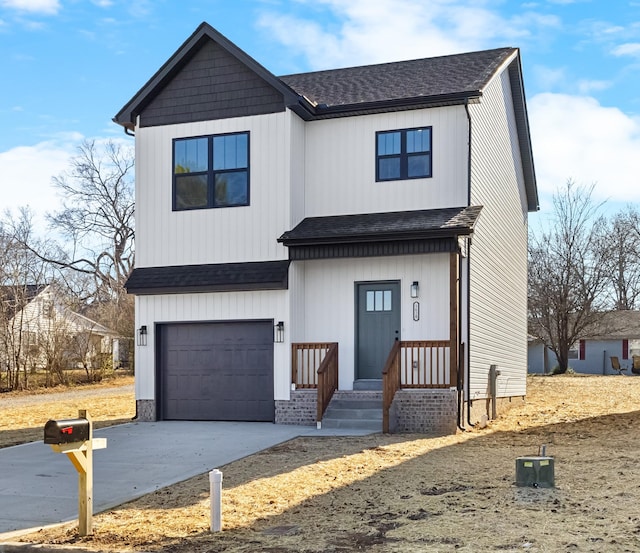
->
xmin=137 ymin=325 xmax=148 ymax=346
xmin=274 ymin=321 xmax=285 ymax=343
xmin=410 ymin=281 xmax=420 ymax=298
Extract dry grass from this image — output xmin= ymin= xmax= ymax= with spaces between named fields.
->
xmin=0 ymin=375 xmax=135 ymax=448
xmin=10 ymin=375 xmax=640 ymax=552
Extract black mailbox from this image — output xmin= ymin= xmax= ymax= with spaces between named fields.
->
xmin=44 ymin=418 xmax=90 ymax=445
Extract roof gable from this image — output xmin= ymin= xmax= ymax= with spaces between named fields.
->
xmin=138 ymin=38 xmax=287 ymax=127
xmin=114 ymin=22 xmax=302 ymax=130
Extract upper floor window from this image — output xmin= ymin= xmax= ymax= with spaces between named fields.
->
xmin=376 ymin=127 xmax=432 ymax=181
xmin=173 ymin=132 xmax=249 ymax=210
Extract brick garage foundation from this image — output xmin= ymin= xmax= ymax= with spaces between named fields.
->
xmin=135 ymin=400 xmax=156 ymax=421
xmin=275 ymin=389 xmax=317 ymax=426
xmin=389 ymin=389 xmax=458 ymax=435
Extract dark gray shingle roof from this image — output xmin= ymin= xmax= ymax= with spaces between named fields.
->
xmin=278 ymin=206 xmax=482 ymax=246
xmin=280 ymin=48 xmax=515 ymax=108
xmin=125 ymin=260 xmax=290 ymax=295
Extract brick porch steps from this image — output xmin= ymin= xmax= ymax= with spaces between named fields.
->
xmin=320 ymin=391 xmax=383 ymax=431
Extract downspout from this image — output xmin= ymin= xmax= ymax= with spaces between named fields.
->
xmin=464 ymin=98 xmax=475 ymax=428
xmin=456 ymin=251 xmax=465 ymax=431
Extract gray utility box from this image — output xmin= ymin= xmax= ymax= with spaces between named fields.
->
xmin=515 ymin=456 xmax=555 ymax=488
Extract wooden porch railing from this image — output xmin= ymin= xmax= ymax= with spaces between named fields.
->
xmin=316 ymin=343 xmax=339 ymax=424
xmin=291 ymin=342 xmax=339 ymax=424
xmin=382 ymin=341 xmax=401 ymax=433
xmin=383 ymin=340 xmax=452 ymax=433
xmin=291 ymin=342 xmax=336 ymax=388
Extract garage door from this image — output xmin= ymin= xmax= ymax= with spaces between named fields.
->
xmin=159 ymin=321 xmax=274 ymax=421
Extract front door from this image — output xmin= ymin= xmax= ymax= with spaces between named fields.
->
xmin=356 ymin=281 xmax=401 ymax=380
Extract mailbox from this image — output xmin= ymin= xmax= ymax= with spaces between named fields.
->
xmin=44 ymin=418 xmax=90 ymax=445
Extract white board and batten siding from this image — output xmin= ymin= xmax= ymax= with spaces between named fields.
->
xmin=468 ymin=64 xmax=529 ymax=401
xmin=292 ymin=254 xmax=451 ymax=391
xmin=134 ymin=290 xmax=290 ymax=402
xmin=303 ymin=107 xmax=469 ymax=218
xmin=135 ymin=111 xmax=297 ymax=268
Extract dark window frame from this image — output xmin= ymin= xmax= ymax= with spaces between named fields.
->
xmin=172 ymin=131 xmax=250 ymax=211
xmin=376 ymin=126 xmax=432 ymax=182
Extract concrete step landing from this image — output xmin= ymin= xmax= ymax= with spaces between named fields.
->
xmin=320 ymin=391 xmax=383 ymax=431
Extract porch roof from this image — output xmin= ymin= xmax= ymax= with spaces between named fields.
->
xmin=125 ymin=260 xmax=290 ymax=295
xmin=278 ymin=206 xmax=482 ymax=247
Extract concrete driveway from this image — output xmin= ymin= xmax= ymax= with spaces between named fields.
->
xmin=0 ymin=421 xmax=374 ymax=538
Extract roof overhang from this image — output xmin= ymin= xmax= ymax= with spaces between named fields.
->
xmin=125 ymin=260 xmax=290 ymax=295
xmin=506 ymin=52 xmax=538 ymax=212
xmin=278 ymin=206 xmax=481 ymax=260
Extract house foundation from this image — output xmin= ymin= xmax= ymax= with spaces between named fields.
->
xmin=389 ymin=389 xmax=458 ymax=434
xmin=275 ymin=390 xmax=317 ymax=426
xmin=467 ymin=395 xmax=525 ymax=426
xmin=135 ymin=400 xmax=156 ymax=422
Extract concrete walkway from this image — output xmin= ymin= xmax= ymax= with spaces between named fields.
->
xmin=0 ymin=421 xmax=374 ymax=539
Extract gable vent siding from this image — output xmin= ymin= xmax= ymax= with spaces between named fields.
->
xmin=468 ymin=66 xmax=529 ymax=401
xmin=139 ymin=40 xmax=285 ymax=128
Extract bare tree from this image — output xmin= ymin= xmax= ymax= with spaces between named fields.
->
xmin=604 ymin=207 xmax=640 ymax=310
xmin=0 ymin=209 xmax=54 ymax=390
xmin=528 ymin=181 xmax=610 ymax=373
xmin=44 ymin=139 xmax=135 ymax=336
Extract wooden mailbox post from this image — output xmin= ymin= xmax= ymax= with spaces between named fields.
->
xmin=44 ymin=409 xmax=107 ymax=536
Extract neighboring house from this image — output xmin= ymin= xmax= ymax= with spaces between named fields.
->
xmin=1 ymin=284 xmax=117 ymax=372
xmin=115 ymin=22 xmax=538 ymax=432
xmin=528 ymin=311 xmax=640 ymax=375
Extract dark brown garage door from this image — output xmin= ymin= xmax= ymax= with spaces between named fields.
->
xmin=159 ymin=321 xmax=274 ymax=421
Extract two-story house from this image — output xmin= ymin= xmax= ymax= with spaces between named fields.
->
xmin=116 ymin=22 xmax=538 ymax=433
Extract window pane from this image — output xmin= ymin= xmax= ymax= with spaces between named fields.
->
xmin=378 ymin=157 xmax=401 ymax=180
xmin=175 ymin=174 xmax=208 ymax=209
xmin=174 ymin=138 xmax=208 ymax=173
xmin=406 ymin=128 xmax=431 ymax=153
xmin=215 ymin=171 xmax=248 ymax=206
xmin=378 ymin=132 xmax=400 ymax=155
xmin=366 ymin=291 xmax=374 ymax=312
xmin=408 ymin=154 xmax=430 ymax=178
xmin=214 ymin=134 xmax=248 ymax=170
xmin=383 ymin=290 xmax=392 ymax=311
xmin=374 ymin=290 xmax=383 ymax=311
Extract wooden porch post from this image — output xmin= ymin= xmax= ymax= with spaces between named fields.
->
xmin=449 ymin=252 xmax=459 ymax=386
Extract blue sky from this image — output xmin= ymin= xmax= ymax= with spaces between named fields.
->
xmin=1 ymin=0 xmax=639 ymax=229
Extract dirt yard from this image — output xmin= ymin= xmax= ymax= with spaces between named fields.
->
xmin=9 ymin=375 xmax=640 ymax=552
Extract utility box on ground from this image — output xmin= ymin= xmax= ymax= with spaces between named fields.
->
xmin=516 ymin=456 xmax=555 ymax=488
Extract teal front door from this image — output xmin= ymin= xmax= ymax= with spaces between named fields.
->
xmin=356 ymin=281 xmax=401 ymax=380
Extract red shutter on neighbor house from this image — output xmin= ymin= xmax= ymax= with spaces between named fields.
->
xmin=623 ymin=339 xmax=629 ymax=360
xmin=579 ymin=340 xmax=586 ymax=361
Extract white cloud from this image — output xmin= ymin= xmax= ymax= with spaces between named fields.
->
xmin=612 ymin=42 xmax=640 ymax=57
xmin=0 ymin=0 xmax=60 ymax=15
xmin=259 ymin=0 xmax=559 ymax=70
xmin=529 ymin=93 xmax=640 ymax=203
xmin=0 ymin=136 xmax=82 ymax=230
xmin=576 ymin=79 xmax=611 ymax=94
xmin=531 ymin=65 xmax=567 ymax=90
